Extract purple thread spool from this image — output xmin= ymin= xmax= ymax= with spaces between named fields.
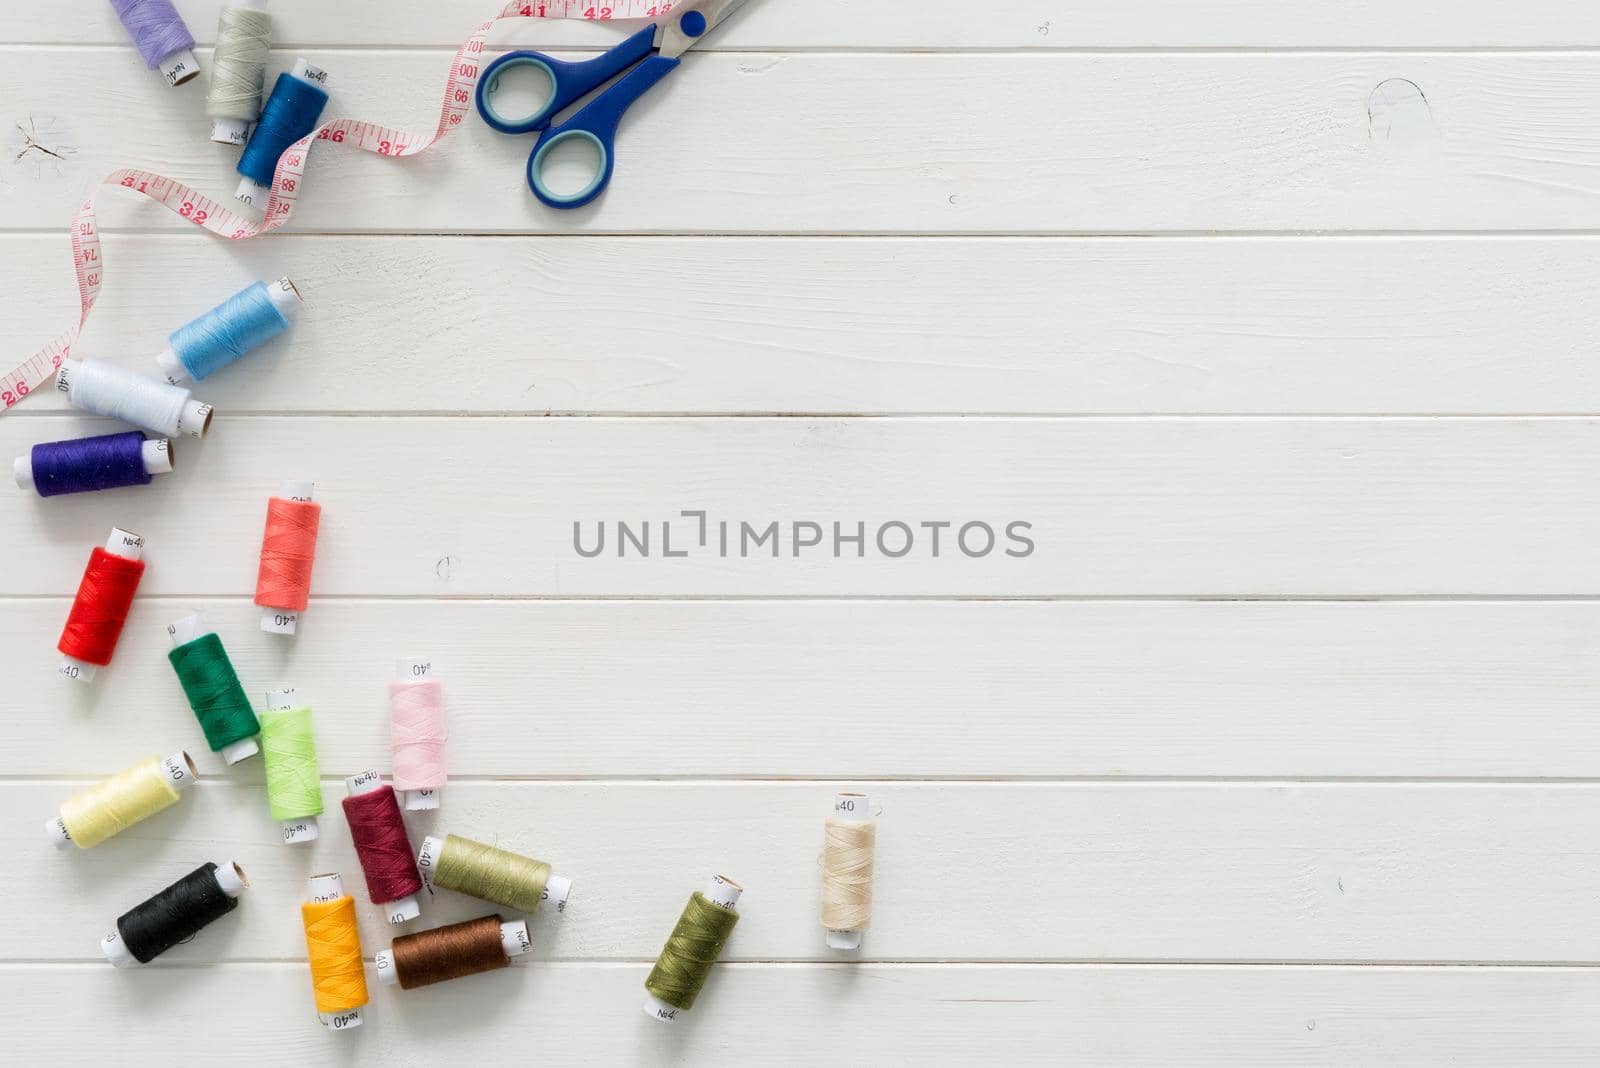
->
xmin=109 ymin=0 xmax=200 ymax=86
xmin=15 ymin=432 xmax=173 ymax=498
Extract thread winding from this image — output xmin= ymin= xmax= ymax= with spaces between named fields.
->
xmin=389 ymin=914 xmax=512 ymax=990
xmin=821 ymin=817 xmax=876 ymax=933
xmin=27 ymin=431 xmax=156 ymax=497
xmin=302 ymin=893 xmax=369 ymax=1014
xmin=432 ymin=834 xmax=551 ymax=914
xmin=255 ymin=496 xmax=321 ymax=612
xmin=59 ymin=547 xmax=145 ymax=666
xmin=239 ymin=72 xmax=330 ymax=186
xmin=168 ymin=633 xmax=260 ymax=753
xmin=60 ymin=756 xmax=184 ymax=849
xmin=207 ymin=7 xmax=272 ymax=122
xmin=390 ymin=677 xmax=448 ymax=792
xmin=109 ymin=0 xmax=195 ymax=70
xmin=645 ymin=892 xmax=740 ymax=1012
xmin=169 ymin=281 xmax=291 ymax=381
xmin=344 ymin=785 xmax=424 ymax=906
xmin=261 ymin=705 xmax=324 ymax=820
xmin=116 ymin=862 xmax=240 ymax=963
xmin=64 ymin=361 xmax=206 ymax=438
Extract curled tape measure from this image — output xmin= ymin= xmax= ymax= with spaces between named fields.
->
xmin=1 ymin=1 xmax=682 ymax=410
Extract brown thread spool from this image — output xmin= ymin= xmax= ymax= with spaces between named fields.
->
xmin=375 ymin=914 xmax=531 ymax=990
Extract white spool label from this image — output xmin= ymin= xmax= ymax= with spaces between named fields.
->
xmin=416 ymin=835 xmax=441 ymax=887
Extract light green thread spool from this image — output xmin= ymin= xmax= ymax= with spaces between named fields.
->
xmin=260 ymin=702 xmax=323 ymax=839
xmin=643 ymin=877 xmax=742 ymax=1020
xmin=431 ymin=834 xmax=553 ymax=914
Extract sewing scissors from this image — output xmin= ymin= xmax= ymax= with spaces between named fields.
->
xmin=476 ymin=0 xmax=748 ymax=209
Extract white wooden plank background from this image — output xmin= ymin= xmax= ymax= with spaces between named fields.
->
xmin=3 ymin=0 xmax=1598 ymax=1062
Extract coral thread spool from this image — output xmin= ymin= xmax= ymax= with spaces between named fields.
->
xmin=821 ymin=792 xmax=875 ymax=950
xmin=644 ymin=874 xmax=743 ymax=1023
xmin=302 ymin=873 xmax=366 ymax=1030
xmin=262 ymin=687 xmax=322 ymax=843
xmin=102 ymin=861 xmax=247 ymax=966
xmin=236 ymin=58 xmax=331 ymax=206
xmin=56 ymin=359 xmax=213 ymax=438
xmin=343 ymin=771 xmax=422 ymax=924
xmin=391 ymin=656 xmax=446 ymax=811
xmin=58 ymin=527 xmax=146 ymax=683
xmin=156 ymin=277 xmax=301 ymax=385
xmin=256 ymin=480 xmax=320 ymax=635
xmin=167 ymin=613 xmax=260 ymax=765
xmin=46 ymin=751 xmax=197 ymax=849
xmin=15 ymin=432 xmax=172 ymax=497
xmin=375 ymin=915 xmax=531 ymax=990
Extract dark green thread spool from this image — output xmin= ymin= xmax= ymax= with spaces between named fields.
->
xmin=168 ymin=629 xmax=260 ymax=763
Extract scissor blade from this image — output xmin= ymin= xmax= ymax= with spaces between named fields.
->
xmin=656 ymin=0 xmax=750 ymax=58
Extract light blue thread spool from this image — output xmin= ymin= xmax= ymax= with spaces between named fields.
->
xmin=156 ymin=277 xmax=301 ymax=385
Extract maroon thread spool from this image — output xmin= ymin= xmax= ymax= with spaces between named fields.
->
xmin=342 ymin=772 xmax=423 ymax=923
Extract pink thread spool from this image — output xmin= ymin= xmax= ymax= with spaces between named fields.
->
xmin=390 ymin=657 xmax=446 ymax=810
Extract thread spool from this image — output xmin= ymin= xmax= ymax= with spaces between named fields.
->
xmin=15 ymin=432 xmax=171 ymax=497
xmin=102 ymin=861 xmax=247 ymax=965
xmin=156 ymin=277 xmax=301 ymax=385
xmin=58 ymin=527 xmax=146 ymax=683
xmin=261 ymin=688 xmax=322 ymax=843
xmin=302 ymin=873 xmax=367 ymax=1030
xmin=109 ymin=0 xmax=199 ymax=87
xmin=236 ymin=59 xmax=331 ymax=206
xmin=643 ymin=875 xmax=743 ymax=1023
xmin=343 ymin=772 xmax=423 ymax=924
xmin=391 ymin=657 xmax=446 ymax=810
xmin=821 ymin=792 xmax=876 ymax=950
xmin=167 ymin=613 xmax=260 ymax=765
xmin=207 ymin=1 xmax=274 ymax=146
xmin=56 ymin=359 xmax=213 ymax=438
xmin=256 ymin=481 xmax=320 ymax=635
xmin=47 ymin=751 xmax=197 ymax=849
xmin=376 ymin=915 xmax=531 ymax=990
xmin=417 ymin=834 xmax=573 ymax=915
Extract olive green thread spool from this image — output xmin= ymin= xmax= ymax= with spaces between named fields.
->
xmin=260 ymin=689 xmax=322 ymax=844
xmin=417 ymin=834 xmax=573 ymax=915
xmin=644 ymin=875 xmax=742 ymax=1022
xmin=166 ymin=614 xmax=259 ymax=764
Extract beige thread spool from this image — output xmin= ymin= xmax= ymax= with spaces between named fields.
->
xmin=820 ymin=792 xmax=875 ymax=950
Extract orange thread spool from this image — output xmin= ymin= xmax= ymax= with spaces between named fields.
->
xmin=301 ymin=874 xmax=368 ymax=1029
xmin=255 ymin=487 xmax=320 ymax=633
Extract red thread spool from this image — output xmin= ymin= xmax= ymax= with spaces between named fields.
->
xmin=58 ymin=528 xmax=147 ymax=682
xmin=342 ymin=773 xmax=423 ymax=924
xmin=255 ymin=481 xmax=320 ymax=635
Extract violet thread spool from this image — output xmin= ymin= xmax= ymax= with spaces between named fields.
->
xmin=109 ymin=0 xmax=199 ymax=87
xmin=15 ymin=432 xmax=171 ymax=497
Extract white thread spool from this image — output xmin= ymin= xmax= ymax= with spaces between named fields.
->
xmin=267 ymin=687 xmax=320 ymax=843
xmin=305 ymin=873 xmax=363 ymax=1030
xmin=235 ymin=59 xmax=331 ymax=205
xmin=14 ymin=437 xmax=171 ymax=493
xmin=824 ymin=792 xmax=873 ymax=950
xmin=46 ymin=750 xmax=196 ymax=848
xmin=345 ymin=771 xmax=421 ymax=923
xmin=414 ymin=835 xmax=574 ymax=912
xmin=156 ymin=276 xmax=302 ymax=385
xmin=167 ymin=612 xmax=259 ymax=764
xmin=396 ymin=656 xmax=443 ymax=811
xmin=374 ymin=918 xmax=530 ymax=987
xmin=56 ymin=359 xmax=213 ymax=438
xmin=260 ymin=479 xmax=315 ymax=635
xmin=643 ymin=874 xmax=743 ymax=1023
xmin=101 ymin=860 xmax=248 ymax=966
xmin=58 ymin=527 xmax=145 ymax=684
xmin=209 ymin=0 xmax=273 ymax=145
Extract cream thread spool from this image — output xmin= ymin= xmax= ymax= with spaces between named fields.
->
xmin=305 ymin=873 xmax=363 ymax=1030
xmin=46 ymin=750 xmax=196 ymax=848
xmin=414 ymin=835 xmax=574 ymax=913
xmin=168 ymin=612 xmax=260 ymax=765
xmin=260 ymin=479 xmax=314 ymax=634
xmin=56 ymin=359 xmax=213 ymax=438
xmin=373 ymin=918 xmax=532 ymax=987
xmin=101 ymin=860 xmax=247 ymax=966
xmin=394 ymin=656 xmax=444 ymax=811
xmin=59 ymin=526 xmax=145 ymax=684
xmin=266 ymin=686 xmax=319 ymax=843
xmin=822 ymin=792 xmax=875 ymax=950
xmin=14 ymin=437 xmax=171 ymax=493
xmin=155 ymin=276 xmax=301 ymax=385
xmin=643 ymin=873 xmax=742 ymax=1024
xmin=345 ymin=770 xmax=421 ymax=924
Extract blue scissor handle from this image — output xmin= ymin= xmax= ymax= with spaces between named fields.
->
xmin=526 ymin=53 xmax=681 ymax=209
xmin=476 ymin=23 xmax=659 ymax=135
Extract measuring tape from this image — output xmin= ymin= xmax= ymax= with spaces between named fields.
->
xmin=1 ymin=0 xmax=683 ymax=410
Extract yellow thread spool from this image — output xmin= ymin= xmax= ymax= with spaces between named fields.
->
xmin=47 ymin=752 xmax=197 ymax=849
xmin=301 ymin=873 xmax=367 ymax=1030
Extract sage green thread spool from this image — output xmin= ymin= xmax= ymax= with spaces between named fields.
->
xmin=207 ymin=2 xmax=273 ymax=146
xmin=643 ymin=875 xmax=743 ymax=1022
xmin=166 ymin=614 xmax=259 ymax=764
xmin=418 ymin=834 xmax=572 ymax=915
xmin=260 ymin=690 xmax=322 ymax=844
